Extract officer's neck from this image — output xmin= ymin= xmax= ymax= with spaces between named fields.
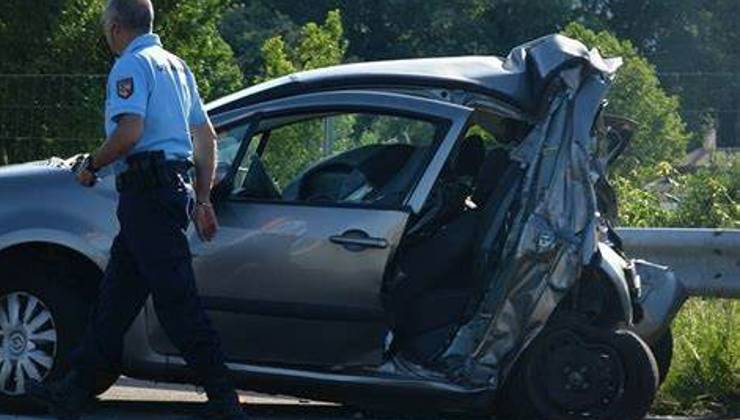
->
xmin=114 ymin=30 xmax=149 ymax=56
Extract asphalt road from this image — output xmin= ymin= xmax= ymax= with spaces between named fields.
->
xmin=0 ymin=378 xmax=730 ymax=419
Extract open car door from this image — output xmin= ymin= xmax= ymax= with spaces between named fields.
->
xmin=145 ymin=91 xmax=473 ymax=367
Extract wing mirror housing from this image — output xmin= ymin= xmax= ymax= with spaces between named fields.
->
xmin=596 ymin=113 xmax=637 ymax=166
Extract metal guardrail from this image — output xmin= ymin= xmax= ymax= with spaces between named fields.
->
xmin=617 ymin=228 xmax=740 ymax=298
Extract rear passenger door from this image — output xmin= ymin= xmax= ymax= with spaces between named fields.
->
xmin=146 ymin=91 xmax=473 ymax=367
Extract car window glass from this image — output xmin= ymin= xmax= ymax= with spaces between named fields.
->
xmin=217 ymin=123 xmax=249 ymax=167
xmin=215 ymin=122 xmax=254 ymax=183
xmin=231 ymin=112 xmax=440 ymax=208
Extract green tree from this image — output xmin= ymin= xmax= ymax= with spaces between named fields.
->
xmin=577 ymin=0 xmax=740 ymax=148
xmin=0 ymin=0 xmax=243 ymax=165
xmin=225 ymin=0 xmax=580 ymax=62
xmin=255 ymin=9 xmax=347 ymax=82
xmin=253 ymin=10 xmax=349 ymax=186
xmin=156 ymin=0 xmax=243 ymax=99
xmin=563 ymin=22 xmax=689 ymax=179
xmin=220 ymin=1 xmax=298 ymax=82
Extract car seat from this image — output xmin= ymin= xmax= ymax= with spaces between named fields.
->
xmin=388 ymin=144 xmax=519 ymax=363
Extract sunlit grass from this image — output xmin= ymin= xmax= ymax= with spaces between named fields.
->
xmin=653 ymin=299 xmax=740 ymax=415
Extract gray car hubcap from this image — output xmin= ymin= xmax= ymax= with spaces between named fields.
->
xmin=0 ymin=292 xmax=57 ymax=395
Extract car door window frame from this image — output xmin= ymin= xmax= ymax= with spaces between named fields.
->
xmin=212 ymin=91 xmax=473 ymax=214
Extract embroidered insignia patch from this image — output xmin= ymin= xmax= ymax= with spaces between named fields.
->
xmin=117 ymin=77 xmax=134 ymax=99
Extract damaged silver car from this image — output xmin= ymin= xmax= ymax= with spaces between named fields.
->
xmin=0 ymin=34 xmax=675 ymax=419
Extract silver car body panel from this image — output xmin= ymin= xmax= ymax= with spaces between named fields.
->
xmin=437 ymin=44 xmax=623 ymax=387
xmin=3 ymin=34 xmax=708 ymax=407
xmin=149 ymin=204 xmax=409 ymax=365
xmin=596 ymin=241 xmax=634 ymax=324
xmin=206 ymin=34 xmax=619 ymax=116
xmin=125 ymin=307 xmax=492 ymax=411
xmin=144 ymin=90 xmax=475 ymax=366
xmin=0 ymin=163 xmax=118 ymax=269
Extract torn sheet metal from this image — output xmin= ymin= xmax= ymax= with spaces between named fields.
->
xmin=437 ymin=35 xmax=622 ymax=388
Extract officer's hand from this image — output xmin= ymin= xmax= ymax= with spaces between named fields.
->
xmin=194 ymin=203 xmax=219 ymax=242
xmin=76 ymin=169 xmax=97 ymax=188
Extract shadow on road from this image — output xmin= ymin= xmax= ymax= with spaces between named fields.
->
xmin=1 ymin=400 xmax=492 ymax=419
xmin=2 ymin=402 xmax=735 ymax=420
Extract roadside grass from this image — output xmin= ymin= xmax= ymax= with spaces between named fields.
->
xmin=653 ymin=299 xmax=740 ymax=415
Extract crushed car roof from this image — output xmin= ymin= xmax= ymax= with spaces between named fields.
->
xmin=207 ymin=34 xmax=621 ymax=116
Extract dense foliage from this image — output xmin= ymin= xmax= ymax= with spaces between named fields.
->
xmin=564 ymin=23 xmax=689 ymax=178
xmin=1 ymin=1 xmax=738 ymax=414
xmin=221 ymin=0 xmax=739 ymax=149
xmin=0 ymin=0 xmax=242 ymax=164
xmin=0 ymin=0 xmax=242 ymax=96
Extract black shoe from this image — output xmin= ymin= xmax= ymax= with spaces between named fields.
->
xmin=199 ymin=391 xmax=247 ymax=419
xmin=26 ymin=373 xmax=93 ymax=420
xmin=200 ymin=384 xmax=247 ymax=419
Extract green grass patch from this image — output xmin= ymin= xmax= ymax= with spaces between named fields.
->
xmin=653 ymin=299 xmax=740 ymax=415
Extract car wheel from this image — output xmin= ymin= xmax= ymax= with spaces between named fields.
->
xmin=650 ymin=328 xmax=673 ymax=385
xmin=498 ymin=322 xmax=658 ymax=420
xmin=0 ymin=268 xmax=118 ymax=412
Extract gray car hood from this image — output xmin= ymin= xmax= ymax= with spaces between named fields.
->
xmin=0 ymin=158 xmax=74 ymax=185
xmin=0 ymin=157 xmax=116 ymax=195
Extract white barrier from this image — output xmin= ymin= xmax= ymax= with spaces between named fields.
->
xmin=617 ymin=228 xmax=740 ymax=298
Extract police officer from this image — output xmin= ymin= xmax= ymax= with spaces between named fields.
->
xmin=27 ymin=1 xmax=246 ymax=419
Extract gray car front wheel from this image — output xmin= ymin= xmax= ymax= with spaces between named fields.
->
xmin=0 ymin=264 xmax=117 ymax=412
xmin=0 ymin=291 xmax=58 ymax=396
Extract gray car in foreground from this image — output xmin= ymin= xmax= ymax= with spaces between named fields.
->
xmin=0 ymin=34 xmax=682 ymax=419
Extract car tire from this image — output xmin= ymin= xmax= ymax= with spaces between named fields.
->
xmin=650 ymin=328 xmax=673 ymax=385
xmin=0 ymin=264 xmax=118 ymax=413
xmin=608 ymin=329 xmax=660 ymax=420
xmin=497 ymin=320 xmax=658 ymax=420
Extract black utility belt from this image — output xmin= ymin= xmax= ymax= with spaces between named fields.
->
xmin=116 ymin=160 xmax=192 ymax=193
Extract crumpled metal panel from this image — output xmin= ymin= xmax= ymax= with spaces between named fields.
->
xmin=438 ymin=37 xmax=622 ymax=388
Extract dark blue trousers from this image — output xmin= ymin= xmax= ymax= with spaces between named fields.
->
xmin=71 ymin=183 xmax=228 ymax=389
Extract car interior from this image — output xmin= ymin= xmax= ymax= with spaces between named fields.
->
xmin=384 ymin=116 xmax=531 ymax=365
xmin=217 ymin=110 xmax=530 ymax=367
xmin=228 ymin=112 xmax=439 ymax=209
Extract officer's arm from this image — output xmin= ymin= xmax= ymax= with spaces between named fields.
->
xmin=91 ymin=115 xmax=144 ymax=169
xmin=191 ymin=120 xmax=218 ymax=204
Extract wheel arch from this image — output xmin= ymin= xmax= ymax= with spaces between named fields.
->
xmin=592 ymin=242 xmax=634 ymax=325
xmin=0 ymin=238 xmax=105 ymax=301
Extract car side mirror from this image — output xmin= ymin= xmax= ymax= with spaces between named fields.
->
xmin=598 ymin=114 xmax=637 ymax=166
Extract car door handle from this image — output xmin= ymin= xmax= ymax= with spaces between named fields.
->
xmin=330 ymin=230 xmax=389 ymax=250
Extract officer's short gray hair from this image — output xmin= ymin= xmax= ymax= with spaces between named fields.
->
xmin=105 ymin=0 xmax=154 ymax=33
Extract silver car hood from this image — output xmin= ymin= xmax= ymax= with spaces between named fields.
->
xmin=0 ymin=157 xmax=117 ymax=203
xmin=0 ymin=158 xmax=65 ymax=176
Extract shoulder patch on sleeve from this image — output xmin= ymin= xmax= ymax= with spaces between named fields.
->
xmin=116 ymin=77 xmax=134 ymax=99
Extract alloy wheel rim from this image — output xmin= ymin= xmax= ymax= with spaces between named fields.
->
xmin=0 ymin=292 xmax=57 ymax=395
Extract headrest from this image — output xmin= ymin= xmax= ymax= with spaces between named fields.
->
xmin=453 ymin=135 xmax=486 ymax=178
